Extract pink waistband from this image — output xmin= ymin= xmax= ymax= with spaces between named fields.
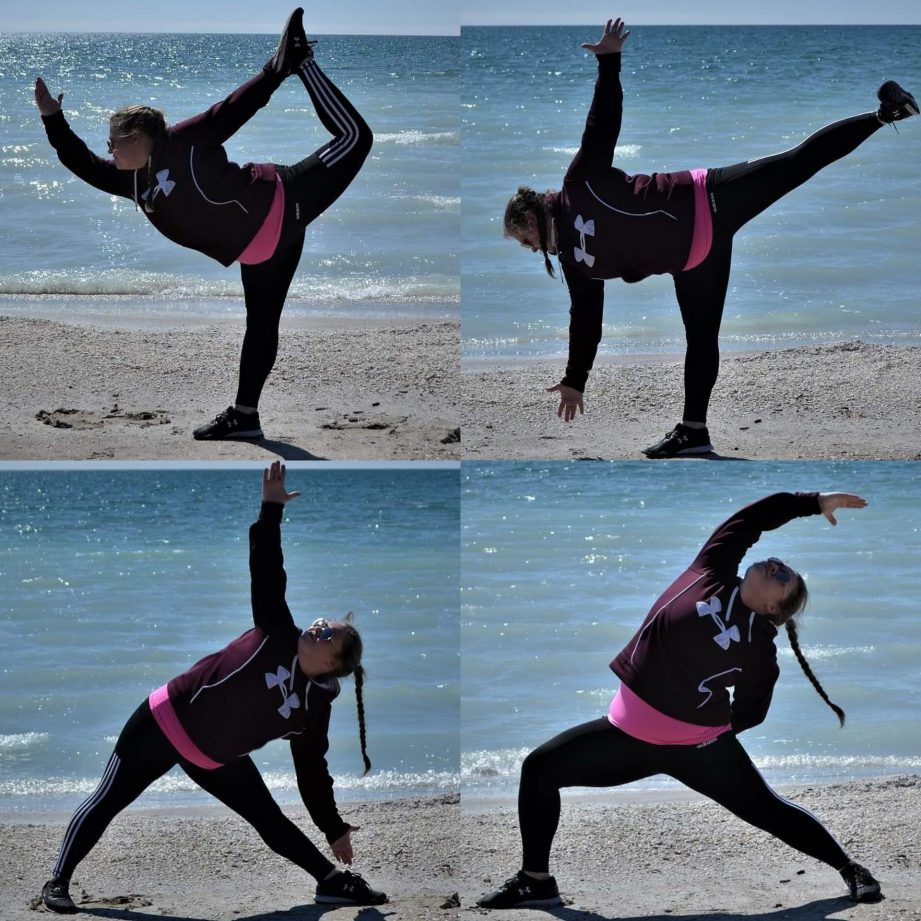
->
xmin=148 ymin=684 xmax=223 ymax=770
xmin=681 ymin=168 xmax=713 ymax=272
xmin=608 ymin=683 xmax=731 ymax=746
xmin=237 ymin=174 xmax=285 ymax=265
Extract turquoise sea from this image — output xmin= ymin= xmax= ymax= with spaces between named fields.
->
xmin=462 ymin=26 xmax=921 ymax=361
xmin=0 ymin=32 xmax=458 ymax=320
xmin=0 ymin=466 xmax=460 ymax=813
xmin=462 ymin=461 xmax=921 ymax=796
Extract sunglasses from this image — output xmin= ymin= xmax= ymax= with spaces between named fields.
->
xmin=767 ymin=558 xmax=791 ymax=585
xmin=106 ymin=132 xmax=137 ymax=153
xmin=306 ymin=618 xmax=335 ymax=642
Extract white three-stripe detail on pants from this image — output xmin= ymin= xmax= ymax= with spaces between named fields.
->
xmin=53 ymin=751 xmax=122 ymax=879
xmin=299 ymin=61 xmax=360 ymax=168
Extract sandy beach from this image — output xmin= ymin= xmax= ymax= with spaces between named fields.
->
xmin=5 ymin=778 xmax=918 ymax=919
xmin=462 ymin=342 xmax=921 ymax=460
xmin=460 ymin=775 xmax=921 ymax=920
xmin=0 ymin=308 xmax=459 ymax=461
xmin=2 ymin=794 xmax=460 ymax=920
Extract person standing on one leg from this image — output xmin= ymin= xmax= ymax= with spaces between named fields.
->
xmin=502 ymin=17 xmax=917 ymax=457
xmin=35 ymin=9 xmax=373 ymax=442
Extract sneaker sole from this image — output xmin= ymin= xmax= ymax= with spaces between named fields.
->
xmin=642 ymin=445 xmax=713 ymax=459
xmin=192 ymin=429 xmax=264 ymax=441
xmin=477 ymin=896 xmax=563 ymax=909
xmin=315 ymin=895 xmax=388 ymax=905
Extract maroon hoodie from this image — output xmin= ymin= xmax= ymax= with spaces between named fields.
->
xmin=611 ymin=493 xmax=821 ymax=733
xmin=162 ymin=502 xmax=348 ymax=844
xmin=41 ymin=67 xmax=284 ymax=266
xmin=552 ymin=53 xmax=698 ymax=391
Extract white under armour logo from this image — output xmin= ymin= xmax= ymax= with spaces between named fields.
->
xmin=142 ymin=168 xmax=176 ymax=203
xmin=573 ymin=214 xmax=595 ymax=267
xmin=265 ymin=665 xmax=300 ymax=719
xmin=697 ymin=595 xmax=740 ymax=651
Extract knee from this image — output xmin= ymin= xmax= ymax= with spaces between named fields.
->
xmin=520 ymin=747 xmax=551 ymax=787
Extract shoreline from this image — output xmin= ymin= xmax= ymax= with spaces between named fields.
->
xmin=0 ymin=311 xmax=460 ymax=461
xmin=4 ymin=779 xmax=918 ymax=919
xmin=463 ymin=340 xmax=921 ymax=460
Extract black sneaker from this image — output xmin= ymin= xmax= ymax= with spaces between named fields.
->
xmin=315 ymin=870 xmax=388 ymax=906
xmin=192 ymin=407 xmax=263 ymax=441
xmin=42 ymin=878 xmax=77 ymax=914
xmin=477 ymin=871 xmax=562 ymax=909
xmin=877 ymin=81 xmax=919 ymax=123
xmin=269 ymin=8 xmax=315 ymax=76
xmin=642 ymin=423 xmax=713 ymax=458
xmin=841 ymin=862 xmax=883 ymax=903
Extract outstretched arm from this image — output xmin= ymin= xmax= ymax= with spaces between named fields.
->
xmin=547 ymin=260 xmax=605 ymax=420
xmin=249 ymin=462 xmax=301 ymax=633
xmin=693 ymin=492 xmax=868 ymax=576
xmin=566 ymin=18 xmax=631 ymax=179
xmin=35 ymin=76 xmax=129 ymax=198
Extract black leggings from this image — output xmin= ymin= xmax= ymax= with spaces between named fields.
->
xmin=673 ymin=112 xmax=882 ymax=423
xmin=51 ymin=700 xmax=335 ymax=883
xmin=518 ymin=718 xmax=850 ymax=875
xmin=235 ymin=59 xmax=373 ymax=408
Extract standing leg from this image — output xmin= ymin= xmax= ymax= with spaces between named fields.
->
xmin=43 ymin=701 xmax=178 ymax=911
xmin=643 ymin=240 xmax=732 ymax=458
xmin=182 ymin=755 xmax=335 ymax=881
xmin=711 ymin=113 xmax=883 ymax=234
xmin=234 ymin=230 xmax=306 ymax=413
xmin=478 ymin=717 xmax=659 ymax=909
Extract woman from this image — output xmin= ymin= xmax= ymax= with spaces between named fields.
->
xmin=504 ymin=19 xmax=918 ymax=458
xmin=34 ymin=8 xmax=373 ymax=442
xmin=41 ymin=461 xmax=386 ymax=914
xmin=478 ymin=490 xmax=883 ymax=910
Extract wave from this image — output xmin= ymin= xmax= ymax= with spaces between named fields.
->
xmin=0 ymin=732 xmax=50 ymax=755
xmin=0 ymin=270 xmax=459 ymax=305
xmin=374 ymin=130 xmax=458 ymax=146
xmin=544 ymin=143 xmax=642 ymax=158
xmin=0 ymin=768 xmax=459 ymax=799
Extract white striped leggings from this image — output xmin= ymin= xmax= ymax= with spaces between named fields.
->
xmin=51 ymin=700 xmax=335 ymax=884
xmin=518 ymin=717 xmax=851 ymax=874
xmin=236 ymin=58 xmax=373 ymax=408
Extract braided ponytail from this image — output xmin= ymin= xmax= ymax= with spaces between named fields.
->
xmin=503 ymin=186 xmax=556 ymax=278
xmin=785 ymin=619 xmax=846 ymax=728
xmin=353 ymin=664 xmax=371 ymax=776
xmin=325 ymin=613 xmax=372 ymax=775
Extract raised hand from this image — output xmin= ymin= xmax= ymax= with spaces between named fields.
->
xmin=34 ymin=77 xmax=64 ymax=116
xmin=818 ymin=492 xmax=868 ymax=526
xmin=262 ymin=461 xmax=302 ymax=505
xmin=581 ymin=18 xmax=631 ymax=56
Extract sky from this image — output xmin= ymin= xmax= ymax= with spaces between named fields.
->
xmin=2 ymin=0 xmax=919 ymax=33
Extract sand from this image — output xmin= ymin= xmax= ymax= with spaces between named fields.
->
xmin=0 ymin=309 xmax=459 ymax=461
xmin=5 ymin=778 xmax=919 ymax=919
xmin=462 ymin=342 xmax=921 ymax=460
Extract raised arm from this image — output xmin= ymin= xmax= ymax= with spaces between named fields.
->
xmin=172 ymin=67 xmax=285 ymax=146
xmin=565 ymin=18 xmax=631 ymax=179
xmin=35 ymin=77 xmax=131 ymax=199
xmin=249 ymin=462 xmax=302 ymax=634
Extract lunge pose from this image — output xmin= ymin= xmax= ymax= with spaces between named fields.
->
xmin=504 ymin=18 xmax=918 ymax=457
xmin=35 ymin=8 xmax=372 ymax=441
xmin=41 ymin=462 xmax=386 ymax=914
xmin=478 ymin=491 xmax=884 ymax=909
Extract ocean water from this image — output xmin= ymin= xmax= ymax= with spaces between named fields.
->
xmin=461 ymin=461 xmax=921 ymax=796
xmin=462 ymin=26 xmax=921 ymax=360
xmin=0 ymin=33 xmax=458 ymax=319
xmin=0 ymin=466 xmax=460 ymax=814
